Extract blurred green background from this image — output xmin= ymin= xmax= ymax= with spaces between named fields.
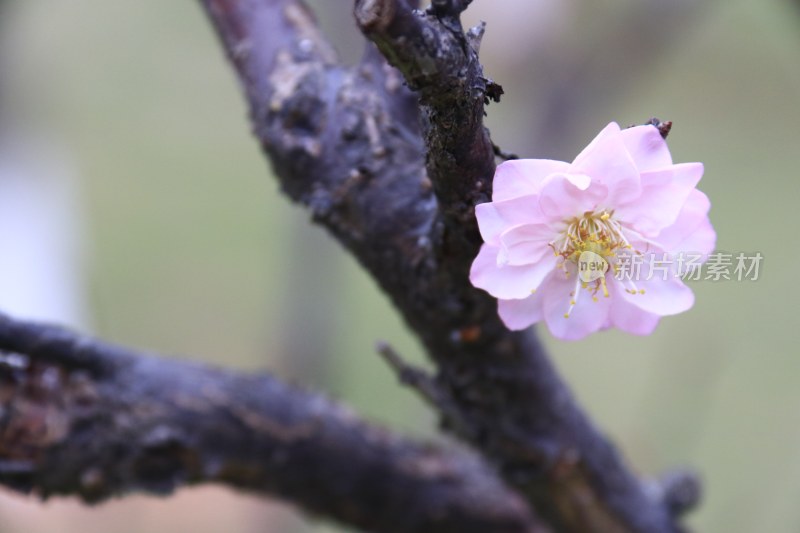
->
xmin=0 ymin=1 xmax=798 ymax=532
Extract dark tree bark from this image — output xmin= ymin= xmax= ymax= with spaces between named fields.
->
xmin=0 ymin=1 xmax=700 ymax=532
xmin=0 ymin=313 xmax=542 ymax=533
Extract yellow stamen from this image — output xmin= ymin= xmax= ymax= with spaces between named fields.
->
xmin=600 ymin=276 xmax=609 ymax=298
xmin=550 ymin=209 xmax=644 ymax=317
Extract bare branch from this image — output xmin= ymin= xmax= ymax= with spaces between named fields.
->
xmin=0 ymin=312 xmax=543 ymax=533
xmin=376 ymin=342 xmax=477 ymax=442
xmin=200 ymin=0 xmax=694 ymax=531
xmin=354 ymin=0 xmax=496 ymax=250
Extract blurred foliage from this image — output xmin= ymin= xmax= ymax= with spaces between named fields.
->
xmin=0 ymin=0 xmax=799 ymax=532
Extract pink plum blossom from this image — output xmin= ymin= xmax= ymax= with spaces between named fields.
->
xmin=470 ymin=122 xmax=715 ymax=341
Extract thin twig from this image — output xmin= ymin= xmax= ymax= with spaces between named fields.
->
xmin=376 ymin=342 xmax=477 ymax=440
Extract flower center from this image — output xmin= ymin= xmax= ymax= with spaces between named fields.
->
xmin=550 ymin=210 xmax=642 ymax=318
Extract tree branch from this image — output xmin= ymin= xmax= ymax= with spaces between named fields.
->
xmin=199 ymin=0 xmax=697 ymax=531
xmin=354 ymin=0 xmax=495 ymax=251
xmin=0 ymin=1 xmax=700 ymax=531
xmin=0 ymin=312 xmax=542 ymax=533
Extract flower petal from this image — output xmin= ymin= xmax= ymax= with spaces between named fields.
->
xmin=497 ymin=290 xmax=546 ymax=330
xmin=471 ymin=121 xmax=712 ymax=340
xmin=653 ymin=189 xmax=715 ymax=257
xmin=493 ymin=159 xmax=571 ymax=201
xmin=620 ymin=125 xmax=673 ymax=172
xmin=615 ymin=163 xmax=704 ymax=236
xmin=538 ymin=173 xmax=604 ymax=219
xmin=475 ymin=195 xmax=545 ymax=245
xmin=541 ymin=269 xmax=612 ymax=340
xmin=498 ymin=224 xmax=556 ymax=266
xmin=607 ymin=282 xmax=661 ymax=335
xmin=570 ymin=122 xmax=641 ymax=206
xmin=675 ymin=218 xmax=716 ymax=258
xmin=470 ymin=244 xmax=557 ymax=299
xmin=617 ymin=274 xmax=695 ymax=316
xmin=571 ymin=122 xmax=621 ymax=168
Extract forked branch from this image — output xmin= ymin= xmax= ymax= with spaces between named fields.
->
xmin=0 ymin=1 xmax=701 ymax=532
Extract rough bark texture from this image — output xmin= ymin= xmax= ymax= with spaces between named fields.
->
xmin=0 ymin=1 xmax=700 ymax=532
xmin=0 ymin=313 xmax=542 ymax=533
xmin=200 ymin=0 xmax=695 ymax=531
